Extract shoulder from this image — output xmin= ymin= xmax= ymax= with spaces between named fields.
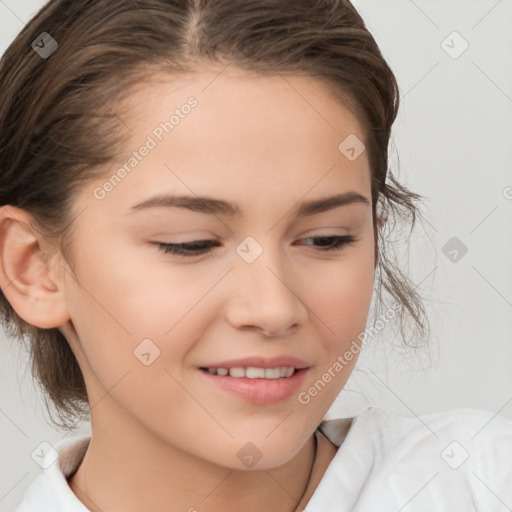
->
xmin=360 ymin=404 xmax=511 ymax=438
xmin=13 ymin=435 xmax=91 ymax=512
xmin=322 ymin=405 xmax=512 ymax=451
xmin=312 ymin=407 xmax=512 ymax=511
xmin=359 ymin=406 xmax=512 ymax=466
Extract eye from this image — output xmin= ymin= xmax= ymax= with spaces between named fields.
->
xmin=153 ymin=235 xmax=356 ymax=257
xmin=154 ymin=240 xmax=220 ymax=256
xmin=297 ymin=235 xmax=356 ymax=252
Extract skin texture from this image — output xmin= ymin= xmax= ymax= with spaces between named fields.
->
xmin=0 ymin=67 xmax=376 ymax=512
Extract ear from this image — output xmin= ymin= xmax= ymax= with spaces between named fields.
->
xmin=0 ymin=205 xmax=70 ymax=329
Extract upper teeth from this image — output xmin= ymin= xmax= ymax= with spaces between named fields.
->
xmin=207 ymin=367 xmax=295 ymax=378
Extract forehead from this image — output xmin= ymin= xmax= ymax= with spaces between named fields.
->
xmin=81 ymin=67 xmax=372 ymax=218
xmin=125 ymin=66 xmax=367 ymax=141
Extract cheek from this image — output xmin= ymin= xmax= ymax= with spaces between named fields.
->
xmin=64 ymin=239 xmax=231 ymax=407
xmin=65 ymin=255 xmax=208 ymax=435
xmin=307 ymin=242 xmax=375 ymax=341
xmin=296 ymin=248 xmax=374 ymax=420
xmin=70 ymin=236 xmax=218 ymax=339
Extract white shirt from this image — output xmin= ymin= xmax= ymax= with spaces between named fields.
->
xmin=13 ymin=406 xmax=512 ymax=511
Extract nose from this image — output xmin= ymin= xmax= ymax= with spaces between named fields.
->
xmin=224 ymin=245 xmax=308 ymax=337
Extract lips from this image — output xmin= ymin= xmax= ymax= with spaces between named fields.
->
xmin=199 ymin=366 xmax=308 ymax=404
xmin=197 ymin=355 xmax=310 ymax=404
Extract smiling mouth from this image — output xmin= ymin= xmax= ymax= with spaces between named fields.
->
xmin=198 ymin=366 xmax=308 ymax=404
xmin=199 ymin=366 xmax=298 ymax=379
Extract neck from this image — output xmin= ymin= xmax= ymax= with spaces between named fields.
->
xmin=68 ymin=404 xmax=324 ymax=512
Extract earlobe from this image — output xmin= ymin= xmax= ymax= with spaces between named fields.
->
xmin=0 ymin=205 xmax=70 ymax=329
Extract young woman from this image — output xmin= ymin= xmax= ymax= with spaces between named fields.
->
xmin=1 ymin=1 xmax=511 ymax=511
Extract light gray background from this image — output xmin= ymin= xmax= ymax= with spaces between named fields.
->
xmin=1 ymin=0 xmax=511 ymax=510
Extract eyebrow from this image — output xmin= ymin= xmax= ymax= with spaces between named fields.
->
xmin=128 ymin=191 xmax=370 ymax=217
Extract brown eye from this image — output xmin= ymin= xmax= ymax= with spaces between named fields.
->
xmin=295 ymin=235 xmax=356 ymax=252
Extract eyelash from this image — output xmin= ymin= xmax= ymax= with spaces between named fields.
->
xmin=153 ymin=235 xmax=356 ymax=257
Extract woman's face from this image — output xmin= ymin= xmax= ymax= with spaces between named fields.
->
xmin=58 ymin=66 xmax=376 ymax=469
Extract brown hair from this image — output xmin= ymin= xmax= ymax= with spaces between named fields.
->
xmin=0 ymin=0 xmax=430 ymax=430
